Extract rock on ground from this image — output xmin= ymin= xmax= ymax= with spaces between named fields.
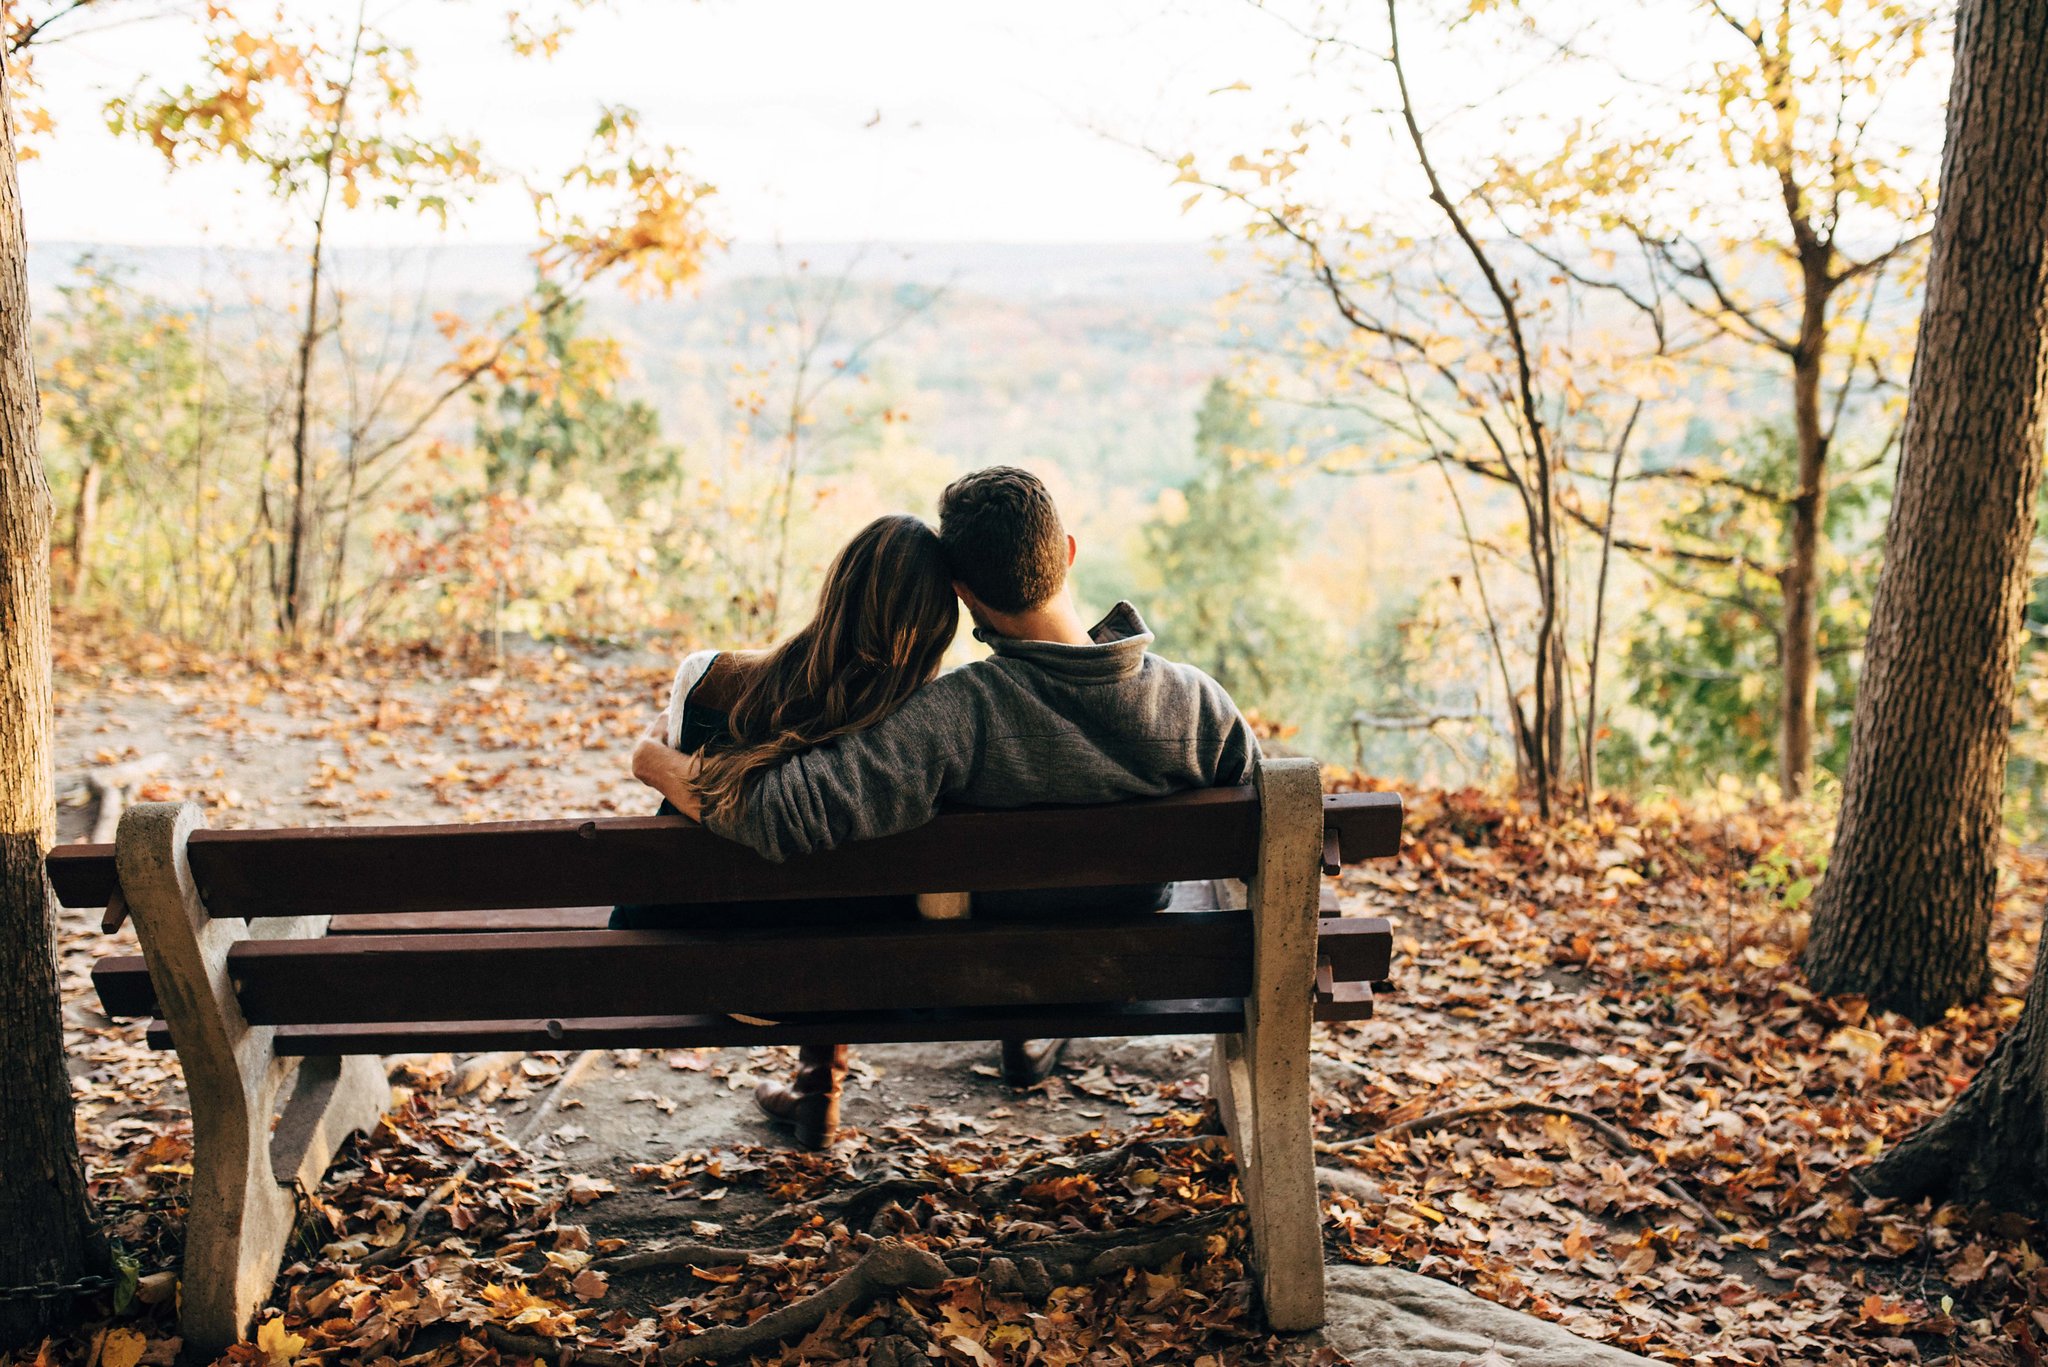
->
xmin=1318 ymin=1264 xmax=1655 ymax=1366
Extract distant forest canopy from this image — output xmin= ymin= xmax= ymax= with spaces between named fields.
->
xmin=39 ymin=233 xmax=1998 ymax=822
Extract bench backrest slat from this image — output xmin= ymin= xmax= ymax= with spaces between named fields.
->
xmin=50 ymin=789 xmax=1403 ymax=915
xmin=193 ymin=788 xmax=1265 ymax=917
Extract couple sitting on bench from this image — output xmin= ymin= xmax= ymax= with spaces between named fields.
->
xmin=619 ymin=465 xmax=1259 ymax=1148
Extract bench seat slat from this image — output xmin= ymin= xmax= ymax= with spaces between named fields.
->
xmin=327 ymin=907 xmax=614 ymax=935
xmin=93 ymin=914 xmax=1396 ymax=1031
xmin=100 ymin=916 xmax=1257 ymax=1025
xmin=324 ymin=882 xmax=1242 ymax=936
xmin=49 ymin=843 xmax=118 ymax=909
xmin=137 ymin=989 xmax=1382 ymax=1054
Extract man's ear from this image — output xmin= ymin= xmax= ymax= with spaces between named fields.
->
xmin=952 ymin=580 xmax=981 ymax=614
xmin=1065 ymin=534 xmax=1078 ymax=568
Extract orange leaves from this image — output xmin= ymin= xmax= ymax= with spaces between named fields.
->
xmin=106 ymin=6 xmax=489 ymax=227
xmin=535 ymin=106 xmax=719 ymax=300
xmin=1310 ymin=774 xmax=2045 ymax=1361
xmin=480 ymin=1280 xmax=580 ymax=1336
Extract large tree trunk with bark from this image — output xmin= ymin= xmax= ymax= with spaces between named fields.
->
xmin=1804 ymin=0 xmax=2048 ymax=1025
xmin=0 ymin=65 xmax=102 ymax=1346
xmin=1871 ymin=938 xmax=2048 ymax=1206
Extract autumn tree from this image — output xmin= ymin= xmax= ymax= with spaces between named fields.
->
xmin=39 ymin=261 xmax=212 ymax=607
xmin=0 ymin=56 xmax=102 ymax=1349
xmin=1509 ymin=0 xmax=1940 ymax=798
xmin=1801 ymin=0 xmax=2048 ymax=1027
xmin=108 ymin=5 xmax=490 ymax=638
xmin=475 ymin=281 xmax=664 ymax=498
xmin=108 ymin=11 xmax=713 ymax=642
xmin=1183 ymin=0 xmax=1659 ymax=817
xmin=1144 ymin=378 xmax=1319 ymax=703
xmin=738 ymin=249 xmax=941 ymax=633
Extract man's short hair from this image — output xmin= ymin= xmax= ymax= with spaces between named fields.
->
xmin=937 ymin=466 xmax=1067 ymax=613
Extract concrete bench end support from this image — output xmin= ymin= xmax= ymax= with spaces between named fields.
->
xmin=1214 ymin=755 xmax=1326 ymax=1331
xmin=116 ymin=801 xmax=388 ymax=1356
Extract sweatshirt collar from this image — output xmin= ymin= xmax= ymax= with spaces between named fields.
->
xmin=980 ymin=601 xmax=1154 ymax=682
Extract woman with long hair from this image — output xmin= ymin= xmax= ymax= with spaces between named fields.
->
xmin=615 ymin=512 xmax=959 ymax=1146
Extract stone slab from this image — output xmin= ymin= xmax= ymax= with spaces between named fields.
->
xmin=1318 ymin=1264 xmax=1656 ymax=1366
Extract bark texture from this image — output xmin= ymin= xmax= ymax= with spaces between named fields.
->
xmin=1869 ymin=939 xmax=2048 ymax=1207
xmin=0 ymin=64 xmax=100 ymax=1346
xmin=1804 ymin=0 xmax=2048 ymax=1023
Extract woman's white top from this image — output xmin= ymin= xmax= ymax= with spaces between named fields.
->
xmin=659 ymin=648 xmax=723 ymax=749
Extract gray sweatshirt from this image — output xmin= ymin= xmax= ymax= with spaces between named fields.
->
xmin=706 ymin=602 xmax=1259 ymax=862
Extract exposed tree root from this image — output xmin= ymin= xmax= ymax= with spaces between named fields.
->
xmin=982 ymin=1133 xmax=1226 ymax=1204
xmin=660 ymin=1238 xmax=951 ymax=1364
xmin=481 ymin=1324 xmax=637 ymax=1367
xmin=737 ymin=1135 xmax=1227 ymax=1245
xmin=944 ymin=1205 xmax=1241 ymax=1298
xmin=496 ymin=1202 xmax=1241 ymax=1364
xmin=826 ymin=1178 xmax=953 ymax=1230
xmin=1316 ymin=1165 xmax=1381 ymax=1205
xmin=1320 ymin=1097 xmax=1732 ymax=1235
xmin=591 ymin=1240 xmax=780 ymax=1275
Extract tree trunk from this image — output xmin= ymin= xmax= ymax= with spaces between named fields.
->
xmin=280 ymin=237 xmax=323 ymax=639
xmin=1778 ymin=260 xmax=1831 ymax=799
xmin=1804 ymin=0 xmax=2048 ymax=1025
xmin=0 ymin=64 xmax=102 ymax=1347
xmin=66 ymin=456 xmax=98 ymax=604
xmin=1869 ymin=940 xmax=2048 ymax=1207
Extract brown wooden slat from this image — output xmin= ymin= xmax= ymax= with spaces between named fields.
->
xmin=145 ymin=999 xmax=1252 ymax=1053
xmin=99 ymin=916 xmax=1253 ymax=1026
xmin=100 ymin=887 xmax=129 ymax=935
xmin=94 ymin=954 xmax=153 ymax=1018
xmin=142 ymin=993 xmax=1380 ymax=1052
xmin=1323 ymin=791 xmax=1403 ymax=864
xmin=94 ymin=912 xmax=1393 ymax=1029
xmin=330 ymin=888 xmax=1246 ymax=934
xmin=91 ymin=959 xmax=151 ymax=1020
xmin=328 ymin=907 xmax=612 ymax=935
xmin=1314 ymin=965 xmax=1374 ymax=1023
xmin=187 ymin=789 xmax=1267 ymax=918
xmin=52 ymin=790 xmax=1403 ymax=919
xmin=1318 ymin=917 xmax=1393 ymax=983
xmin=49 ymin=843 xmax=116 ymax=909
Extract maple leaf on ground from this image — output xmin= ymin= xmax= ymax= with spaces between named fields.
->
xmin=253 ymin=1316 xmax=304 ymax=1367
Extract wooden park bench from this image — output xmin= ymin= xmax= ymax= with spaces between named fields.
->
xmin=52 ymin=756 xmax=1400 ymax=1355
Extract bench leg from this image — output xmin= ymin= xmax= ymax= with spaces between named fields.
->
xmin=116 ymin=802 xmax=389 ymax=1356
xmin=1211 ymin=756 xmax=1325 ymax=1332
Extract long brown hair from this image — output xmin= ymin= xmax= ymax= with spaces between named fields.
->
xmin=697 ymin=514 xmax=958 ymax=823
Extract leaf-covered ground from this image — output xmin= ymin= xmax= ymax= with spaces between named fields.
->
xmin=12 ymin=625 xmax=2046 ymax=1366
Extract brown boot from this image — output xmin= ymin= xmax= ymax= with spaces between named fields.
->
xmin=755 ymin=1043 xmax=847 ymax=1149
xmin=1000 ymin=1038 xmax=1068 ymax=1087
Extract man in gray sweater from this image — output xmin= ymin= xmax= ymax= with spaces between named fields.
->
xmin=634 ymin=466 xmax=1257 ymax=1146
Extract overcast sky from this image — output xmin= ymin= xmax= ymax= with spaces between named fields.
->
xmin=19 ymin=0 xmax=1327 ymax=246
xmin=14 ymin=1 xmax=1947 ymax=250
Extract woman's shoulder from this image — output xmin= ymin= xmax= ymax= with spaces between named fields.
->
xmin=664 ymin=648 xmax=722 ymax=711
xmin=687 ymin=649 xmax=766 ymax=714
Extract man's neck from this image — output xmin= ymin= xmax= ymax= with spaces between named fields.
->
xmin=980 ymin=595 xmax=1094 ymax=646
